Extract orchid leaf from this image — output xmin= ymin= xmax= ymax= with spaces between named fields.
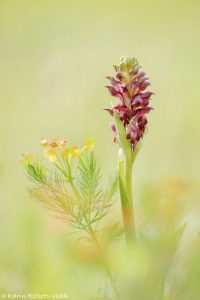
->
xmin=113 ymin=111 xmax=133 ymax=162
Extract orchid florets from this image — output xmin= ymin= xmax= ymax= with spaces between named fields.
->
xmin=106 ymin=55 xmax=153 ymax=151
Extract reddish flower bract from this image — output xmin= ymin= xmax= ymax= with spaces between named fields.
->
xmin=106 ymin=56 xmax=154 ymax=150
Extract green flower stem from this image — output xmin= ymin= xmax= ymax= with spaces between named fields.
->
xmin=124 ymin=156 xmax=133 ymax=203
xmin=118 ymin=150 xmax=135 ymax=246
xmin=113 ymin=111 xmax=137 ymax=246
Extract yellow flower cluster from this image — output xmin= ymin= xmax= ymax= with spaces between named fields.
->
xmin=40 ymin=137 xmax=95 ymax=162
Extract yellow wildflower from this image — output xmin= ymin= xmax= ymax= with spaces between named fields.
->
xmin=60 ymin=138 xmax=67 ymax=148
xmin=71 ymin=146 xmax=81 ymax=158
xmin=44 ymin=148 xmax=58 ymax=162
xmin=49 ymin=139 xmax=58 ymax=148
xmin=62 ymin=146 xmax=80 ymax=158
xmin=84 ymin=138 xmax=95 ymax=150
xmin=40 ymin=138 xmax=48 ymax=147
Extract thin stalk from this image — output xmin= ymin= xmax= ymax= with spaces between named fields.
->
xmin=118 ymin=149 xmax=135 ymax=246
xmin=68 ymin=178 xmax=120 ymax=299
xmin=124 ymin=157 xmax=133 ymax=203
xmin=113 ymin=112 xmax=136 ymax=245
xmin=87 ymin=223 xmax=120 ymax=300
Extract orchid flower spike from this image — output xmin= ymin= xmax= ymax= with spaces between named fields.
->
xmin=106 ymin=55 xmax=154 ymax=152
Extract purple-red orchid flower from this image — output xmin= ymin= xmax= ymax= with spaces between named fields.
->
xmin=106 ymin=56 xmax=154 ymax=150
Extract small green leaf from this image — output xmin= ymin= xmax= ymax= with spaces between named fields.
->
xmin=113 ymin=111 xmax=133 ymax=162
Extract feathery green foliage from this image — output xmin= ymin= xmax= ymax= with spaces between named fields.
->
xmin=22 ymin=148 xmax=118 ymax=237
xmin=78 ymin=151 xmax=101 ymax=202
xmin=24 ymin=159 xmax=48 ymax=185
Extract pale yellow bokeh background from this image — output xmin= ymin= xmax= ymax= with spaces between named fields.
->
xmin=0 ymin=0 xmax=200 ymax=295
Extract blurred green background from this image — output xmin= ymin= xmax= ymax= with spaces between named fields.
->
xmin=0 ymin=0 xmax=200 ymax=298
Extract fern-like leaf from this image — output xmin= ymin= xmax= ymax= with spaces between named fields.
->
xmin=77 ymin=151 xmax=101 ymax=203
xmin=24 ymin=159 xmax=47 ymax=185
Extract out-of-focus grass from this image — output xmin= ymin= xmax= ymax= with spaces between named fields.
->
xmin=0 ymin=0 xmax=200 ymax=299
